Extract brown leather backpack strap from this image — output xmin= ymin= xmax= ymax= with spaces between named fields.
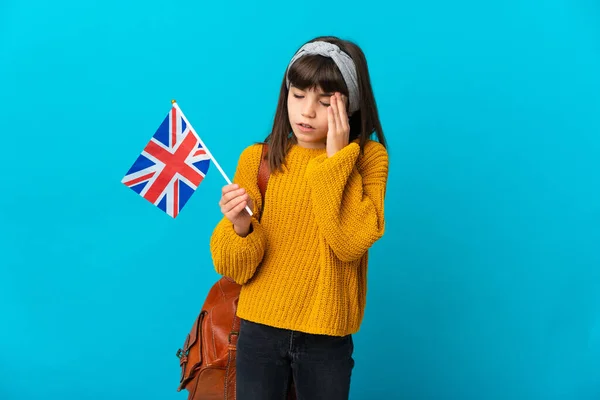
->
xmin=257 ymin=143 xmax=270 ymax=219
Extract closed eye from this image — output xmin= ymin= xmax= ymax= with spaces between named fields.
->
xmin=293 ymin=93 xmax=329 ymax=106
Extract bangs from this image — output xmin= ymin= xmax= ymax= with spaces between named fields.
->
xmin=287 ymin=55 xmax=348 ymax=95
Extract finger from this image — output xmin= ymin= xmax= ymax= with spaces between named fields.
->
xmin=338 ymin=93 xmax=349 ymax=123
xmin=222 ymin=188 xmax=246 ymax=204
xmin=338 ymin=93 xmax=349 ymax=131
xmin=222 ymin=183 xmax=238 ymax=196
xmin=327 ymin=103 xmax=336 ymax=135
xmin=223 ymin=193 xmax=248 ymax=214
xmin=233 ymin=200 xmax=248 ymax=214
xmin=332 ymin=94 xmax=342 ymax=133
xmin=341 ymin=93 xmax=348 ymax=108
xmin=222 ymin=189 xmax=247 ymax=208
xmin=220 ymin=185 xmax=236 ymax=206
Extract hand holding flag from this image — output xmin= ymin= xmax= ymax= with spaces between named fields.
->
xmin=122 ymin=100 xmax=253 ymax=218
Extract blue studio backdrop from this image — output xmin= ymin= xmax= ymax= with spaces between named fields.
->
xmin=1 ymin=0 xmax=599 ymax=399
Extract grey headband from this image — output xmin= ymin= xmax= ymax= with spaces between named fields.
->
xmin=285 ymin=41 xmax=360 ymax=114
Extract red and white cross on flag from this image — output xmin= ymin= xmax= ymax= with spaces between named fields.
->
xmin=121 ymin=100 xmax=252 ymax=218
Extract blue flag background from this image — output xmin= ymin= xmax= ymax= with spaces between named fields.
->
xmin=1 ymin=1 xmax=599 ymax=399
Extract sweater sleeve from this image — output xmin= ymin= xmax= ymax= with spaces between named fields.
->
xmin=305 ymin=140 xmax=389 ymax=262
xmin=209 ymin=144 xmax=267 ymax=284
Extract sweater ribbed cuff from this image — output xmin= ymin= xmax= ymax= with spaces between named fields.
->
xmin=210 ymin=217 xmax=266 ymax=284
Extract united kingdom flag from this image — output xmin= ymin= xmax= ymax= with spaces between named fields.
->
xmin=122 ymin=105 xmax=210 ymax=218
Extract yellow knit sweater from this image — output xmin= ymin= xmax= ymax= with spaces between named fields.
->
xmin=209 ymin=140 xmax=389 ymax=336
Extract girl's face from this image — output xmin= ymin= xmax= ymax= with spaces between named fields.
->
xmin=287 ymin=85 xmax=332 ymax=149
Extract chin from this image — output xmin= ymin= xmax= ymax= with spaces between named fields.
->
xmin=293 ymin=132 xmax=317 ymax=142
xmin=293 ymin=129 xmax=323 ymax=141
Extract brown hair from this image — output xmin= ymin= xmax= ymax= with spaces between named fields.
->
xmin=263 ymin=36 xmax=387 ymax=173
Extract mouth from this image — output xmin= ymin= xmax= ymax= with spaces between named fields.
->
xmin=296 ymin=122 xmax=315 ymax=132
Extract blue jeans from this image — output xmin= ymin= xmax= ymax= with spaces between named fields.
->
xmin=236 ymin=318 xmax=355 ymax=400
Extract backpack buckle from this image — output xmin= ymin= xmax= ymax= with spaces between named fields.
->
xmin=228 ymin=331 xmax=239 ymax=344
xmin=176 ymin=348 xmax=188 ymax=359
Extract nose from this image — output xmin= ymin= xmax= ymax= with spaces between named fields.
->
xmin=301 ymin=101 xmax=316 ymax=118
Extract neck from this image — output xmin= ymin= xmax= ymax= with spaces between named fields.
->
xmin=295 ymin=140 xmax=326 ymax=150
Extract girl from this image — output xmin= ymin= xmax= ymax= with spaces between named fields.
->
xmin=210 ymin=36 xmax=389 ymax=400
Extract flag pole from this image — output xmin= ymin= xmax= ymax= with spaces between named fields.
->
xmin=171 ymin=100 xmax=253 ymax=217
